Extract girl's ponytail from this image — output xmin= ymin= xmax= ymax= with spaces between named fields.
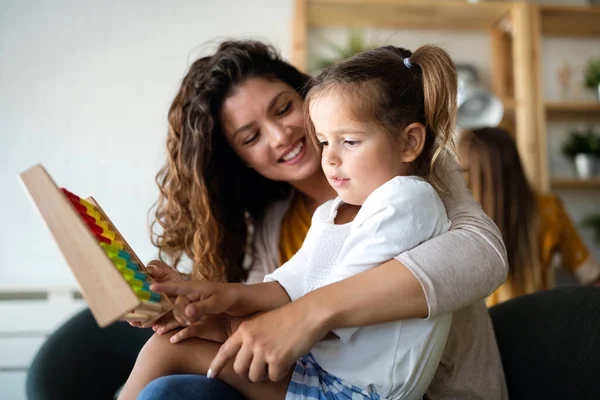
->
xmin=410 ymin=45 xmax=458 ymax=188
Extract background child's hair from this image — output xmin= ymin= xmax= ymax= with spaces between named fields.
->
xmin=305 ymin=44 xmax=457 ymax=190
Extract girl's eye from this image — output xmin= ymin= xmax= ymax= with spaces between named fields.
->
xmin=276 ymin=101 xmax=291 ymax=116
xmin=243 ymin=131 xmax=260 ymax=145
xmin=319 ymin=140 xmax=328 ymax=148
xmin=344 ymin=140 xmax=360 ymax=147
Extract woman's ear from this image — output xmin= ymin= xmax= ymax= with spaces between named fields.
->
xmin=399 ymin=122 xmax=426 ymax=163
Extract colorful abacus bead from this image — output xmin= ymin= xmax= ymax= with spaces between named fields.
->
xmin=61 ymin=188 xmax=163 ymax=304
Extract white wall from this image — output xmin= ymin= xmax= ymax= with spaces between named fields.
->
xmin=0 ymin=0 xmax=293 ymax=289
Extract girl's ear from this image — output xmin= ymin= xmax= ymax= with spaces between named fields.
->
xmin=399 ymin=122 xmax=427 ymax=163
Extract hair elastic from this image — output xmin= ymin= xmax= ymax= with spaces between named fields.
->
xmin=403 ymin=58 xmax=413 ymax=69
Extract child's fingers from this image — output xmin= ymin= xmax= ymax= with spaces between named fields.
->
xmin=155 ymin=317 xmax=182 ymax=335
xmin=173 ymin=295 xmax=192 ymax=324
xmin=168 ymin=321 xmax=214 ymax=344
xmin=184 ymin=295 xmax=222 ymax=319
xmin=150 ymin=281 xmax=207 ymax=301
xmin=146 ymin=261 xmax=182 ymax=282
xmin=169 ymin=325 xmax=198 ymax=343
xmin=209 ymin=335 xmax=243 ymax=379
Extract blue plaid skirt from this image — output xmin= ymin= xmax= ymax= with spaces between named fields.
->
xmin=286 ymin=353 xmax=382 ymax=400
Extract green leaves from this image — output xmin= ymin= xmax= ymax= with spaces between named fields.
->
xmin=312 ymin=30 xmax=376 ymax=72
xmin=584 ymin=58 xmax=600 ymax=89
xmin=562 ymin=129 xmax=600 ymax=158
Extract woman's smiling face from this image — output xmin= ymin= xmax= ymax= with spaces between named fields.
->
xmin=220 ymin=77 xmax=321 ymax=183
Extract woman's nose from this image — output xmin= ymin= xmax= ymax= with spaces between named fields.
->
xmin=265 ymin=123 xmax=289 ymax=147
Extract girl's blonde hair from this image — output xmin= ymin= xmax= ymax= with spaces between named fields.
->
xmin=458 ymin=127 xmax=544 ymax=297
xmin=305 ymin=45 xmax=458 ymax=190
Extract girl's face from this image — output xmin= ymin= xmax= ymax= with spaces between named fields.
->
xmin=221 ymin=77 xmax=321 ymax=183
xmin=309 ymin=92 xmax=410 ymax=206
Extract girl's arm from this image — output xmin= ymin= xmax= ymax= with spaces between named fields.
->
xmin=150 ymin=280 xmax=291 ymax=321
xmin=209 ymin=155 xmax=508 ymax=380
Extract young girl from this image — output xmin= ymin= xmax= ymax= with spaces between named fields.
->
xmin=119 ymin=44 xmax=462 ymax=400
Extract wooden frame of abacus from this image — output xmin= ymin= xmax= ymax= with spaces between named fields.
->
xmin=19 ymin=164 xmax=173 ymax=328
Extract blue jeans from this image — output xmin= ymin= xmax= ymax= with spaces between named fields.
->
xmin=138 ymin=374 xmax=246 ymax=400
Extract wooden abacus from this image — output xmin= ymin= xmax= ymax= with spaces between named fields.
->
xmin=19 ymin=164 xmax=173 ymax=328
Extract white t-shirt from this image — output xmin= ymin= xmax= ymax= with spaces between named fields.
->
xmin=265 ymin=176 xmax=452 ymax=399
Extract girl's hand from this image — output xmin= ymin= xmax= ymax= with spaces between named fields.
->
xmin=150 ymin=311 xmax=182 ymax=335
xmin=169 ymin=313 xmax=230 ymax=344
xmin=208 ymin=301 xmax=329 ymax=383
xmin=128 ymin=260 xmax=185 ymax=329
xmin=150 ymin=281 xmax=244 ymax=324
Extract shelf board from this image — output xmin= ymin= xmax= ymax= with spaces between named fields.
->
xmin=546 ymin=102 xmax=600 ymax=121
xmin=541 ymin=5 xmax=600 ymax=37
xmin=307 ymin=0 xmax=512 ymax=31
xmin=551 ymin=177 xmax=600 ymax=189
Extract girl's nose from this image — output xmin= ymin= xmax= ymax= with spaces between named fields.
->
xmin=324 ymin=149 xmax=340 ymax=166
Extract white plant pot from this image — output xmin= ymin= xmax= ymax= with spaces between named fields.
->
xmin=574 ymin=154 xmax=598 ymax=179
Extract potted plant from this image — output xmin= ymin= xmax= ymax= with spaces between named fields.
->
xmin=581 ymin=213 xmax=600 ymax=245
xmin=585 ymin=58 xmax=600 ymax=101
xmin=561 ymin=129 xmax=600 ymax=179
xmin=313 ymin=30 xmax=375 ymax=72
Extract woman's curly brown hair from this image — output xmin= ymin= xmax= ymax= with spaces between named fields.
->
xmin=150 ymin=40 xmax=311 ymax=283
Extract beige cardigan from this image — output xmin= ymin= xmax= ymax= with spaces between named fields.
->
xmin=247 ymin=154 xmax=509 ymax=400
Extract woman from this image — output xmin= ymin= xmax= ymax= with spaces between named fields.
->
xmin=458 ymin=126 xmax=600 ymax=307
xmin=135 ymin=40 xmax=508 ymax=399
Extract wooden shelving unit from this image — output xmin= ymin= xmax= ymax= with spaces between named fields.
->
xmin=551 ymin=178 xmax=600 ymax=189
xmin=540 ymin=5 xmax=600 ymax=38
xmin=539 ymin=5 xmax=600 ymax=190
xmin=546 ymin=102 xmax=600 ymax=121
xmin=291 ymin=0 xmax=600 ymax=193
xmin=305 ymin=0 xmax=512 ymax=32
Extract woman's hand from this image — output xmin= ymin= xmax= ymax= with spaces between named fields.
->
xmin=208 ymin=299 xmax=329 ymax=383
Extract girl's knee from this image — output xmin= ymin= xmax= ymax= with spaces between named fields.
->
xmin=138 ymin=332 xmax=176 ymax=360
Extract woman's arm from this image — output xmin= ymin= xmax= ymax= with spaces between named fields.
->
xmin=396 ymin=154 xmax=508 ymax=317
xmin=208 ymin=155 xmax=508 ymax=381
xmin=208 ymin=262 xmax=428 ymax=381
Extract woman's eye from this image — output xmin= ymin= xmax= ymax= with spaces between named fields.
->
xmin=319 ymin=140 xmax=328 ymax=147
xmin=276 ymin=102 xmax=291 ymax=116
xmin=344 ymin=140 xmax=360 ymax=147
xmin=243 ymin=131 xmax=260 ymax=145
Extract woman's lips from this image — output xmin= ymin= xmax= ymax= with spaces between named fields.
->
xmin=279 ymin=138 xmax=306 ymax=165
